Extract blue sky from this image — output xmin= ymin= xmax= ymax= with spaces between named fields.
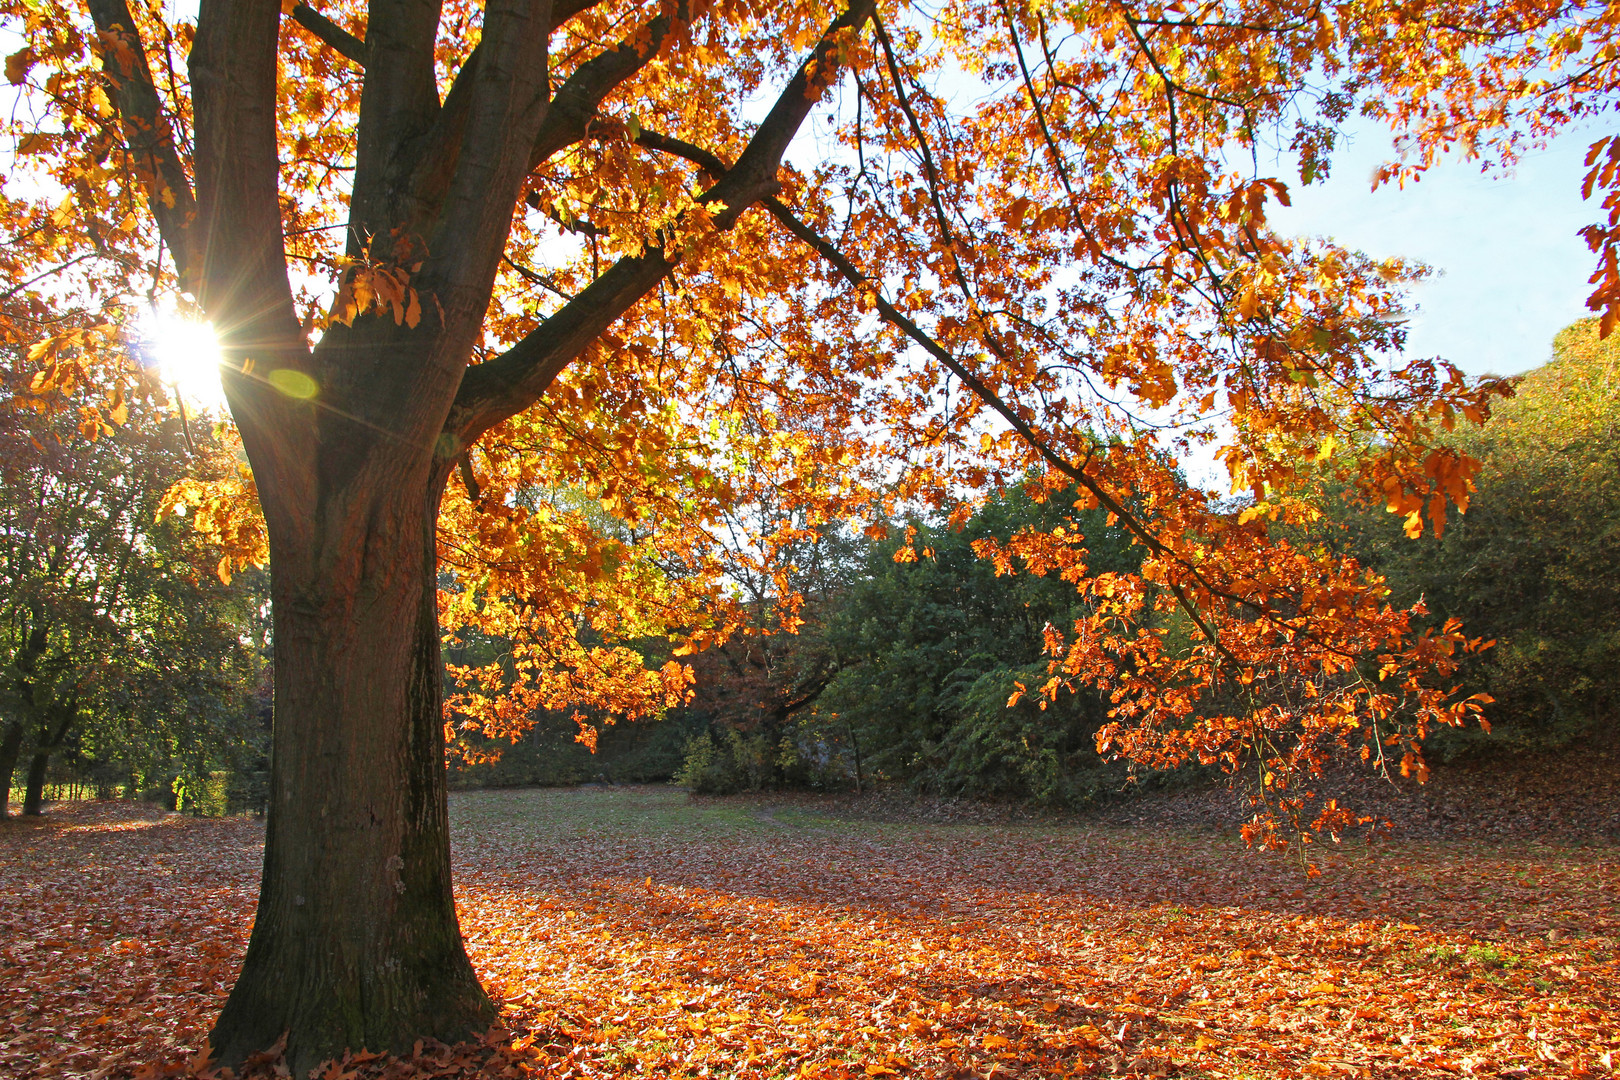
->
xmin=1271 ymin=121 xmax=1602 ymax=378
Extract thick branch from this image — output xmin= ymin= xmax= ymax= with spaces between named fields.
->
xmin=86 ymin=0 xmax=200 ymax=287
xmin=349 ymin=0 xmax=447 ymax=243
xmin=191 ymin=0 xmax=315 ymax=534
xmin=527 ymin=3 xmax=686 ymax=170
xmin=189 ymin=0 xmax=300 ymax=341
xmin=424 ymin=0 xmax=555 ymax=336
xmin=631 ymin=127 xmax=728 ymax=177
xmin=444 ymin=0 xmax=877 ymax=447
xmin=397 ymin=3 xmax=677 ymax=251
xmin=290 ymin=3 xmax=368 ymax=64
xmin=289 ymin=0 xmax=609 ymax=68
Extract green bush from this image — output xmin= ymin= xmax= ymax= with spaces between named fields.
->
xmin=175 ymin=770 xmax=230 ymax=817
xmin=673 ymin=729 xmax=777 ymax=794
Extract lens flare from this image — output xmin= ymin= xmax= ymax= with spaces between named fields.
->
xmin=138 ymin=310 xmax=226 ymax=411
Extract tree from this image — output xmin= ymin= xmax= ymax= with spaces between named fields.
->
xmin=672 ymin=509 xmax=865 ymax=782
xmin=812 ymin=484 xmax=1142 ymax=805
xmin=0 ymin=359 xmax=260 ymax=817
xmin=1320 ymin=319 xmax=1620 ymax=749
xmin=3 ymin=0 xmax=1603 ymax=1068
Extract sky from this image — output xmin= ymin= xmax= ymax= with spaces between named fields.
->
xmin=1269 ymin=121 xmax=1603 ymax=378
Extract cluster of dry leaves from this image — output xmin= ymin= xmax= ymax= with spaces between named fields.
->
xmin=1 ymin=787 xmax=1615 ymax=1080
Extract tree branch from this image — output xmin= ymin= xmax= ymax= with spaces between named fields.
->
xmin=526 ymin=3 xmax=687 ymax=170
xmin=289 ymin=3 xmax=368 ymax=65
xmin=86 ymin=0 xmax=201 ymax=288
xmin=444 ymin=0 xmax=877 ymax=448
xmin=630 ymin=117 xmax=1259 ymax=661
xmin=190 ymin=0 xmax=315 ymax=532
xmin=289 ymin=0 xmax=610 ymax=69
xmin=457 ymin=453 xmax=482 ymax=501
xmin=349 ymin=0 xmax=448 ymax=244
xmin=423 ymin=0 xmax=556 ymax=337
xmin=189 ymin=0 xmax=300 ymax=336
xmin=757 ymin=192 xmax=1371 ymax=666
xmin=396 ymin=3 xmax=680 ymax=250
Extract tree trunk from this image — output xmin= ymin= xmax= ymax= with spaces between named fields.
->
xmin=847 ymin=720 xmax=864 ymax=795
xmin=208 ymin=457 xmax=493 ymax=1075
xmin=0 ymin=721 xmax=21 ymax=818
xmin=22 ymin=748 xmax=48 ymax=816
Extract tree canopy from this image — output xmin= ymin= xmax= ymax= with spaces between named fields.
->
xmin=2 ymin=0 xmax=1612 ymax=1067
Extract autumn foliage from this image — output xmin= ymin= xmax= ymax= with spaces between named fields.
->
xmin=3 ymin=0 xmax=1618 ymax=1065
xmin=2 ymin=0 xmax=1558 ymax=834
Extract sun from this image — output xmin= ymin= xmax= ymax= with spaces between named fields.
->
xmin=138 ymin=309 xmax=227 ymax=411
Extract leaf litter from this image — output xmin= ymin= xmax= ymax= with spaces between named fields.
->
xmin=1 ymin=787 xmax=1615 ymax=1079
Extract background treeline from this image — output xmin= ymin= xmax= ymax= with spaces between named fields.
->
xmin=0 ymin=351 xmax=270 ymax=818
xmin=8 ymin=320 xmax=1614 ymax=816
xmin=456 ymin=319 xmax=1619 ymax=803
xmin=452 ymin=485 xmax=1158 ymax=805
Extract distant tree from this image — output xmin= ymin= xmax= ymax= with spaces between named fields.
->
xmin=807 ymin=484 xmax=1144 ymax=804
xmin=1323 ymin=320 xmax=1620 ymax=750
xmin=0 ymin=382 xmax=262 ymax=816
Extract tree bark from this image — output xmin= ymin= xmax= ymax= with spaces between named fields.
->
xmin=208 ymin=453 xmax=492 ymax=1074
xmin=0 ymin=721 xmax=22 ymax=818
xmin=22 ymin=748 xmax=48 ymax=816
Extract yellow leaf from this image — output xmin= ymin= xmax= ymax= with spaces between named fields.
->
xmin=1237 ymin=282 xmax=1260 ymax=319
xmin=982 ymin=1034 xmax=1010 ymax=1049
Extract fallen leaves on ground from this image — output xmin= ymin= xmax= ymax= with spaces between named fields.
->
xmin=1 ymin=787 xmax=1616 ymax=1079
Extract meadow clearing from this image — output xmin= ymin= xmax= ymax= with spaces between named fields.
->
xmin=1 ymin=786 xmax=1615 ymax=1079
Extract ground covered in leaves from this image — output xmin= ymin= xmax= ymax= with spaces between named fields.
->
xmin=1 ymin=786 xmax=1616 ymax=1079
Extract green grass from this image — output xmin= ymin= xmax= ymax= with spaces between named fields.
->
xmin=451 ymin=784 xmax=768 ymax=842
xmin=1421 ymin=942 xmax=1523 ymax=971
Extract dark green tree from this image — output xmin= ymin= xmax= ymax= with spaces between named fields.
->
xmin=0 ymin=388 xmax=263 ymax=815
xmin=810 ymin=484 xmax=1142 ymax=805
